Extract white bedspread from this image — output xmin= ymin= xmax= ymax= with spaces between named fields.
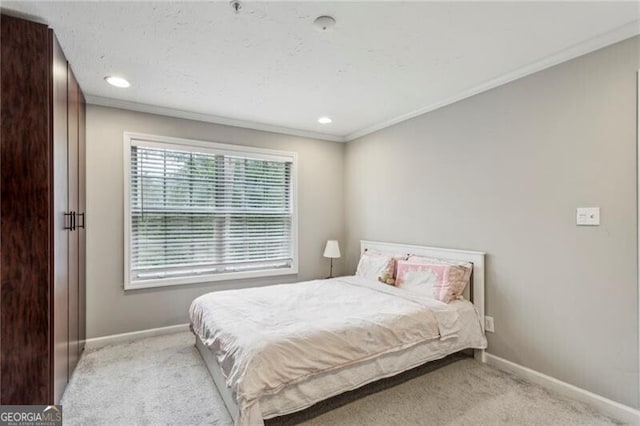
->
xmin=189 ymin=276 xmax=470 ymax=425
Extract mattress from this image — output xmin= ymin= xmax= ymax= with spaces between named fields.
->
xmin=259 ymin=298 xmax=485 ymax=419
xmin=190 ymin=276 xmax=487 ymax=425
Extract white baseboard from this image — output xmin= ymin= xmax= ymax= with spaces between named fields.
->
xmin=84 ymin=323 xmax=190 ymax=350
xmin=485 ymin=353 xmax=640 ymax=425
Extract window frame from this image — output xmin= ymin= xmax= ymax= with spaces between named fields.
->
xmin=123 ymin=132 xmax=299 ymax=290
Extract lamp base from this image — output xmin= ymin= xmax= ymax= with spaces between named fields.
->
xmin=326 ymin=258 xmax=335 ymax=280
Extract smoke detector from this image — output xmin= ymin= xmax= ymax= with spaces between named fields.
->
xmin=314 ymin=16 xmax=336 ymax=32
xmin=230 ymin=0 xmax=242 ymax=14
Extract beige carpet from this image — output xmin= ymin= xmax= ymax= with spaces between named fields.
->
xmin=61 ymin=332 xmax=623 ymax=426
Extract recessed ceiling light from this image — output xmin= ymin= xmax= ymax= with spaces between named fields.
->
xmin=318 ymin=116 xmax=332 ymax=124
xmin=314 ymin=16 xmax=336 ymax=32
xmin=105 ymin=76 xmax=130 ymax=88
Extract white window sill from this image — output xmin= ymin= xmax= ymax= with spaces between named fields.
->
xmin=124 ymin=266 xmax=299 ymax=291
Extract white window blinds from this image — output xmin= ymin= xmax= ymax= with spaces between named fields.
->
xmin=125 ymin=135 xmax=297 ymax=289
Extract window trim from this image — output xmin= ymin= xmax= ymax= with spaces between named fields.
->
xmin=123 ymin=132 xmax=299 ymax=290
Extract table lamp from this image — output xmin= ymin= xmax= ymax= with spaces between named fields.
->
xmin=323 ymin=240 xmax=341 ymax=278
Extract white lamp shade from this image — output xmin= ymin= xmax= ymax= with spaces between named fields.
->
xmin=323 ymin=240 xmax=341 ymax=258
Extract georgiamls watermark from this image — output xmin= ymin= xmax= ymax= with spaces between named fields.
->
xmin=0 ymin=405 xmax=62 ymax=426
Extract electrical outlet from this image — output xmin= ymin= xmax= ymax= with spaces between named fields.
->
xmin=485 ymin=316 xmax=495 ymax=333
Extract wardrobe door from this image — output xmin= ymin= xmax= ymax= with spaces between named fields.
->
xmin=67 ymin=67 xmax=80 ymax=376
xmin=0 ymin=15 xmax=52 ymax=405
xmin=51 ymin=32 xmax=70 ymax=404
xmin=78 ymin=94 xmax=87 ymax=352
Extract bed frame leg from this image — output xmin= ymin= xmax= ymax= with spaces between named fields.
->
xmin=474 ymin=349 xmax=486 ymax=363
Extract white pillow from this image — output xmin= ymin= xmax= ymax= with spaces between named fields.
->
xmin=398 ymin=257 xmax=472 ymax=302
xmin=355 ymin=252 xmax=394 ymax=281
xmin=397 ymin=269 xmax=438 ymax=298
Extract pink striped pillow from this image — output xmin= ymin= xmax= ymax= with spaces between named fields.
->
xmin=396 ymin=257 xmax=472 ymax=303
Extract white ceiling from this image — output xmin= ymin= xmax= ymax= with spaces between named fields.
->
xmin=3 ymin=1 xmax=639 ymax=141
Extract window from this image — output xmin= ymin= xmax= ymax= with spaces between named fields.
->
xmin=124 ymin=133 xmax=298 ymax=289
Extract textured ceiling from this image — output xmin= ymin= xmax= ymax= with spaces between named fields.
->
xmin=3 ymin=1 xmax=639 ymax=141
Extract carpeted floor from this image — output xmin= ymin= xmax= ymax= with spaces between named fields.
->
xmin=61 ymin=332 xmax=623 ymax=426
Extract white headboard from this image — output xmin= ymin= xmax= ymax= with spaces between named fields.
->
xmin=360 ymin=240 xmax=486 ymax=362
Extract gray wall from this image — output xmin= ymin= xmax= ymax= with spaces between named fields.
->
xmin=344 ymin=36 xmax=639 ymax=407
xmin=86 ymin=105 xmax=345 ymax=338
xmin=87 ymin=36 xmax=638 ymax=407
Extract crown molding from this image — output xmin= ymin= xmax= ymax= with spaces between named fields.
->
xmin=84 ymin=95 xmax=347 ymax=143
xmin=344 ymin=19 xmax=640 ymax=141
xmin=86 ymin=20 xmax=638 ymax=144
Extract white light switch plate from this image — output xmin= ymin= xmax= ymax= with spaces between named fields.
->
xmin=576 ymin=207 xmax=600 ymax=226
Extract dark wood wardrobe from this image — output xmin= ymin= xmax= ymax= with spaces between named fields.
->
xmin=0 ymin=14 xmax=86 ymax=404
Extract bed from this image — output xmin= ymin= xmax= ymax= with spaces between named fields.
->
xmin=190 ymin=240 xmax=488 ymax=425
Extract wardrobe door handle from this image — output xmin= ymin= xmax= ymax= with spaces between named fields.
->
xmin=71 ymin=211 xmax=76 ymax=231
xmin=77 ymin=212 xmax=85 ymax=229
xmin=64 ymin=212 xmax=73 ymax=230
